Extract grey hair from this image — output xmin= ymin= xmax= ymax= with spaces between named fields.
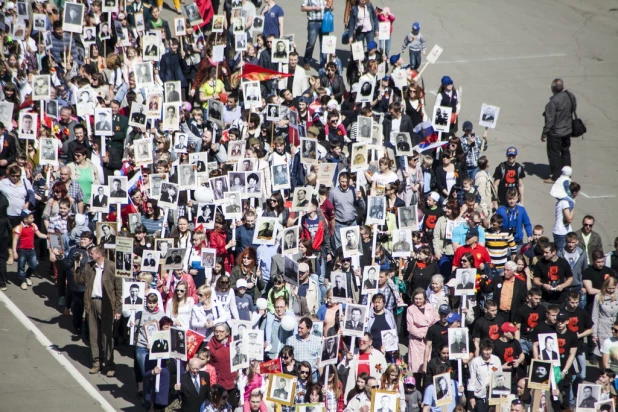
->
xmin=215 ymin=322 xmax=230 ymax=334
xmin=431 ymin=274 xmax=444 ymax=285
xmin=504 ymin=261 xmax=518 ymax=271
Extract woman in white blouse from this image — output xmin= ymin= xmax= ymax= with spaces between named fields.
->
xmin=165 ymin=280 xmax=195 ymax=328
xmin=190 ymin=285 xmax=229 ymax=342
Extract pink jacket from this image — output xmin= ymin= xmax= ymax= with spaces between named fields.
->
xmin=406 ymin=303 xmax=439 ymax=372
xmin=243 ymin=374 xmax=263 ymax=402
xmin=377 ymin=14 xmax=396 ymax=33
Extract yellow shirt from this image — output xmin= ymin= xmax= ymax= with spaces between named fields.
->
xmin=199 ymin=79 xmax=224 ymax=109
xmin=499 ymin=276 xmax=515 ymax=311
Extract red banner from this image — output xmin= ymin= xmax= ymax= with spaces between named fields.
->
xmin=259 ymin=358 xmax=282 ymax=374
xmin=186 ymin=330 xmax=205 ymax=359
xmin=241 ymin=64 xmax=293 ymax=82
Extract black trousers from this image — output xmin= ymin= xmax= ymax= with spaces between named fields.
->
xmin=70 ymin=290 xmax=85 ymax=331
xmin=547 ymin=134 xmax=572 ymax=181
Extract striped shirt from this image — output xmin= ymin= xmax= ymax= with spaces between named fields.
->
xmin=285 ymin=333 xmax=322 ymax=373
xmin=49 ymin=213 xmax=71 ymax=235
xmin=302 ymin=0 xmax=325 ymax=21
xmin=484 ymin=229 xmax=516 ymax=269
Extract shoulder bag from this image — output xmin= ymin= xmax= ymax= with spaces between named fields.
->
xmin=566 ymin=91 xmax=586 ymax=138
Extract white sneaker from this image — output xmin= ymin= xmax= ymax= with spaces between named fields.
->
xmin=20 ymin=282 xmax=28 ymax=290
xmin=26 ymin=278 xmax=32 ymax=286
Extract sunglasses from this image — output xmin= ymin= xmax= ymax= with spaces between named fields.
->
xmin=460 ymin=259 xmax=468 ymax=263
xmin=299 ymin=370 xmax=310 ymax=375
xmin=612 ymin=328 xmax=618 ymax=333
xmin=176 ymin=289 xmax=186 ymax=292
xmin=583 ymin=224 xmax=594 ymax=227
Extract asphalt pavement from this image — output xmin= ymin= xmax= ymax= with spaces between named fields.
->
xmin=1 ymin=0 xmax=617 ymax=410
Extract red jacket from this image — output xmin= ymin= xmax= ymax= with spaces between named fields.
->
xmin=209 ymin=228 xmax=233 ymax=272
xmin=208 ymin=335 xmax=236 ymax=390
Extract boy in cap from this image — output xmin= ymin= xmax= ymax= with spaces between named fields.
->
xmin=460 ymin=120 xmax=488 ymax=180
xmin=492 ymin=146 xmax=526 ymax=206
xmin=13 ymin=210 xmax=48 ymax=290
xmin=234 ymin=278 xmax=255 ymax=321
xmin=404 ymin=375 xmax=422 ymax=412
xmin=401 ymin=22 xmax=426 ymax=70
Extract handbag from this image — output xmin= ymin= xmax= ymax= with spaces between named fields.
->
xmin=322 ymin=9 xmax=334 ymax=33
xmin=566 ymin=91 xmax=586 ymax=138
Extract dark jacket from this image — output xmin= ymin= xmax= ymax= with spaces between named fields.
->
xmin=290 ymin=151 xmax=307 ymax=190
xmin=382 ymin=113 xmax=417 ymax=148
xmin=0 ymin=191 xmax=11 ymax=240
xmin=66 ymin=139 xmax=92 ymax=163
xmin=160 ymin=52 xmax=189 ymax=88
xmin=178 ymin=370 xmax=210 ymax=412
xmin=320 ymin=74 xmax=347 ymax=103
xmin=575 ymin=229 xmax=603 ymax=263
xmin=482 ymin=276 xmax=527 ymax=322
xmin=347 ymin=3 xmax=379 ymax=38
xmin=0 ymin=132 xmax=17 ymax=177
xmin=435 ymin=163 xmax=466 ymax=196
xmin=542 ymin=90 xmax=575 ymax=137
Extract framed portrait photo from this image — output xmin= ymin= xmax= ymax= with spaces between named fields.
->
xmin=143 ymin=32 xmax=161 ymax=61
xmin=243 ymin=81 xmax=261 ymax=109
xmin=163 ymin=248 xmax=187 ymax=270
xmin=200 ymin=248 xmax=217 ymax=269
xmin=159 ymin=182 xmax=180 ymax=209
xmin=134 ymin=138 xmax=154 ymax=165
xmin=271 ymin=164 xmax=290 ymax=191
xmin=266 ymin=104 xmax=280 ymax=121
xmin=397 ymin=206 xmax=418 ymax=230
xmin=146 ymin=92 xmax=163 ymax=118
xmin=211 ymin=15 xmax=225 ymax=33
xmin=143 ymin=320 xmax=159 ymax=347
xmin=266 ymin=373 xmax=297 ymax=406
xmin=393 ymin=132 xmax=413 ymax=156
xmin=299 ymin=138 xmax=318 ymax=165
xmin=102 ymin=0 xmax=118 ymax=13
xmin=122 ymin=279 xmax=145 ymax=311
xmin=128 ymin=213 xmax=142 ymax=233
xmin=155 ymin=238 xmax=176 ymax=261
xmin=165 ymin=81 xmax=182 ymax=103
xmin=94 ymin=108 xmax=113 ymax=136
xmin=356 ymin=75 xmax=374 ymax=103
xmin=291 ymin=187 xmax=311 ymax=212
xmin=149 ymin=329 xmax=171 ymax=359
xmin=174 ymin=18 xmax=186 ymax=36
xmin=253 ymin=216 xmax=278 ymax=246
xmin=231 ymin=16 xmax=245 ymax=33
xmin=33 ymin=13 xmax=47 ymax=31
xmin=488 ymin=372 xmax=512 ymax=405
xmin=361 ymin=265 xmax=379 ymax=295
xmin=140 ymin=250 xmax=161 ymax=274
xmin=391 ymin=229 xmax=412 ymax=258
xmin=281 ymin=227 xmax=299 ymax=255
xmin=432 ymin=106 xmax=453 ymax=134
xmin=340 ymin=226 xmax=361 ymax=258
xmin=178 ymin=164 xmax=197 ymax=190
xmin=537 ymin=333 xmax=560 ymax=366
xmin=454 ymin=268 xmax=476 ymax=296
xmin=320 ymin=335 xmax=339 ymax=366
xmin=366 ymin=196 xmax=385 ymax=225
xmin=594 ymin=400 xmax=615 ymax=412
xmin=62 ymin=2 xmax=85 ymax=33
xmin=343 ymin=303 xmax=367 ymax=337
xmin=370 ymin=390 xmax=400 ymax=412
xmin=18 ymin=112 xmax=37 ymax=140
xmin=527 ymin=359 xmax=552 ymax=391
xmin=39 ymin=138 xmax=58 ymax=166
xmin=162 ymin=102 xmax=180 ymax=131
xmin=207 ymin=99 xmax=224 ymax=125
xmin=479 ymin=103 xmax=500 ymax=129
xmin=433 ymin=373 xmax=453 ymax=407
xmin=90 ymin=185 xmax=110 ymax=213
xmin=223 ymin=192 xmax=242 ymax=220
xmin=230 ymin=338 xmax=249 ymax=372
xmin=209 ymin=175 xmax=229 ymax=203
xmin=576 ymin=384 xmax=602 ymax=412
xmin=271 ymin=38 xmax=289 ymax=63
xmin=129 ymin=102 xmax=148 ymax=128
xmin=170 ymin=327 xmax=188 ymax=361
xmin=447 ymin=328 xmax=469 ymax=360
xmin=228 ymin=140 xmax=246 ymax=162
xmin=0 ymin=101 xmax=14 ymax=130
xmin=351 ymin=142 xmax=368 ymax=172
xmin=48 ymin=233 xmax=64 ymax=254
xmin=32 ymin=75 xmax=51 ymax=101
xmin=109 ymin=176 xmax=128 ymax=204
xmin=381 ymin=329 xmax=398 ymax=352
xmin=184 ymin=4 xmax=203 ymax=26
xmin=195 ymin=203 xmax=216 ymax=228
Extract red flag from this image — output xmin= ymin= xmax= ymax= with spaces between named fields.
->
xmin=186 ymin=330 xmax=205 ymax=359
xmin=241 ymin=64 xmax=293 ymax=82
xmin=259 ymin=358 xmax=282 ymax=374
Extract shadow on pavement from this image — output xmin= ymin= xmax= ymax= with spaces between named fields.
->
xmin=522 ymin=161 xmax=551 ymax=180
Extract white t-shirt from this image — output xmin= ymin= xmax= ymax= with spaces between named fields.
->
xmin=601 ymin=337 xmax=618 ymax=372
xmin=553 ymin=199 xmax=571 ymax=235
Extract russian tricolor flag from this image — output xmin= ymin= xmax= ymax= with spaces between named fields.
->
xmin=413 ymin=121 xmax=439 ymax=146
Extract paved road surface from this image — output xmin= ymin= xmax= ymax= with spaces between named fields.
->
xmin=1 ymin=0 xmax=617 ymax=409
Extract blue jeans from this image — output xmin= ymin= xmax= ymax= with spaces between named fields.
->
xmin=379 ymin=39 xmax=391 ymax=57
xmin=135 ymin=345 xmax=149 ymax=384
xmin=333 ymin=221 xmax=347 ymax=251
xmin=553 ymin=234 xmax=566 ymax=250
xmin=409 ymin=50 xmax=422 ymax=70
xmin=520 ymin=337 xmax=533 ymax=355
xmin=17 ymin=249 xmax=38 ymax=282
xmin=304 ymin=21 xmax=324 ymax=66
xmin=356 ymin=30 xmax=375 ymax=48
xmin=467 ymin=167 xmax=479 ymax=180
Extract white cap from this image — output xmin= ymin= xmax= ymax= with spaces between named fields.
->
xmin=429 ymin=192 xmax=440 ymax=202
xmin=236 ymin=279 xmax=248 ymax=289
xmin=298 ymin=262 xmax=310 ymax=273
xmin=326 ymin=99 xmax=338 ymax=109
xmin=5 ymin=2 xmax=15 ymax=9
xmin=561 ymin=166 xmax=572 ymax=177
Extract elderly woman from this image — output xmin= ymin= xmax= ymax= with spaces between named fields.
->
xmin=208 ymin=323 xmax=237 ymax=407
xmin=407 ymin=287 xmax=439 ymax=375
xmin=426 ymin=274 xmax=449 ymax=309
xmin=593 ymin=277 xmax=618 ymax=359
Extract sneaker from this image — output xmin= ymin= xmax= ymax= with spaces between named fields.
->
xmin=89 ymin=363 xmax=101 ymax=374
xmin=0 ymin=282 xmax=6 ymax=291
xmin=543 ymin=178 xmax=556 ymax=184
xmin=26 ymin=278 xmax=32 ymax=286
xmin=20 ymin=282 xmax=28 ymax=290
xmin=58 ymin=296 xmax=66 ymax=306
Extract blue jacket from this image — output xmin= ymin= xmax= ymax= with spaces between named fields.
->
xmin=347 ymin=3 xmax=379 ymax=38
xmin=496 ymin=205 xmax=533 ymax=244
xmin=234 ymin=225 xmax=257 ymax=258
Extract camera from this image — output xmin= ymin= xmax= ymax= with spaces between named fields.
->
xmin=73 ymin=253 xmax=82 ymax=261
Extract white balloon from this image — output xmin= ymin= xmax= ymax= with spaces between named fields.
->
xmin=113 ymin=170 xmax=122 ymax=176
xmin=194 ymin=190 xmax=210 ymax=203
xmin=280 ymin=314 xmax=297 ymax=332
xmin=256 ymin=298 xmax=268 ymax=311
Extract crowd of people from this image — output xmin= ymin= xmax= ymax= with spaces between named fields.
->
xmin=0 ymin=0 xmax=612 ymax=412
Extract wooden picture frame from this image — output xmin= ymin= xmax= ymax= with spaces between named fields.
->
xmin=266 ymin=373 xmax=297 ymax=406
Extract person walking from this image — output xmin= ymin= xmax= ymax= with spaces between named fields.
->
xmin=541 ymin=79 xmax=576 ymax=183
xmin=77 ymin=245 xmax=123 ymax=377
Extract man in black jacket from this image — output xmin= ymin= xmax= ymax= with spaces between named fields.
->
xmin=0 ymin=123 xmax=16 ymax=178
xmin=176 ymin=358 xmax=211 ymax=411
xmin=320 ymin=62 xmax=346 ymax=103
xmin=0 ymin=191 xmax=10 ymax=290
xmin=482 ymin=261 xmax=527 ymax=322
xmin=541 ymin=79 xmax=576 ymax=183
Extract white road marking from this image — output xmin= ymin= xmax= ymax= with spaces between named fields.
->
xmin=580 ymin=192 xmax=616 ymax=199
xmin=435 ymin=53 xmax=567 ymax=65
xmin=0 ymin=292 xmax=116 ymax=412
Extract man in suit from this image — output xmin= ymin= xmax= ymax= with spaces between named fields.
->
xmin=226 ymin=194 xmax=241 ymax=214
xmin=272 ymin=377 xmax=289 ymax=400
xmin=345 ymin=307 xmax=363 ymax=331
xmin=456 ymin=270 xmax=475 ymax=290
xmin=376 ymin=395 xmax=394 ymax=412
xmin=321 ymin=336 xmax=337 ymax=361
xmin=131 ymin=106 xmax=146 ymax=125
xmin=449 ymin=329 xmax=467 ymax=354
xmin=172 ymin=330 xmax=186 ymax=354
xmin=283 ymin=231 xmax=297 ymax=250
xmin=232 ymin=340 xmax=247 ymax=366
xmin=176 ymin=358 xmax=211 ymax=411
xmin=152 ymin=337 xmax=169 ymax=353
xmin=21 ymin=114 xmax=34 ymax=135
xmin=84 ymin=28 xmax=96 ymax=41
xmin=332 ymin=275 xmax=346 ymax=298
xmin=143 ymin=253 xmax=156 ymax=267
xmin=492 ymin=374 xmax=510 ymax=395
xmin=392 ymin=230 xmax=411 ymax=252
xmin=92 ymin=187 xmax=108 ymax=207
xmin=167 ymin=84 xmax=180 ymax=102
xmin=110 ymin=179 xmax=127 ymax=198
xmin=578 ymin=386 xmax=598 ymax=408
xmin=363 ymin=267 xmax=377 ymax=289
xmin=295 ymin=189 xmax=309 ymax=208
xmin=100 ymin=225 xmax=116 ymax=245
xmin=541 ymin=336 xmax=559 ymax=361
xmin=77 ymin=246 xmax=122 ymax=377
xmin=95 ymin=112 xmax=112 ymax=132
xmin=144 ymin=42 xmax=158 ymax=56
xmin=124 ymin=283 xmax=143 ymax=305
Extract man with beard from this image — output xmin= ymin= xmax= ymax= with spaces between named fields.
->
xmin=472 ymin=300 xmax=505 ymax=356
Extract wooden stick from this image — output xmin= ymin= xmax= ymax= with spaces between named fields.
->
xmin=413 ymin=61 xmax=430 ymax=81
xmin=532 ymin=389 xmax=541 ymax=412
xmin=129 ymin=310 xmax=136 ymax=344
xmin=116 ymin=203 xmax=122 ymax=232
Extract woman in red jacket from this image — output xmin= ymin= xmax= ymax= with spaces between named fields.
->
xmin=208 ymin=322 xmax=238 ymax=407
xmin=208 ymin=213 xmax=235 ymax=273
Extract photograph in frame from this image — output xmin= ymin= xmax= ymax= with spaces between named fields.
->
xmin=576 ymin=384 xmax=602 ymax=412
xmin=432 ymin=106 xmax=453 ymax=134
xmin=433 ymin=373 xmax=453 ymax=407
xmin=281 ymin=227 xmax=299 ymax=255
xmin=340 ymin=226 xmax=361 ymax=258
xmin=361 ymin=265 xmax=379 ymax=295
xmin=253 ymin=216 xmax=278 ymax=246
xmin=391 ymin=229 xmax=412 ymax=258
xmin=370 ymin=390 xmax=400 ymax=412
xmin=527 ymin=359 xmax=552 ymax=391
xmin=342 ymin=303 xmax=367 ymax=337
xmin=447 ymin=328 xmax=470 ymax=360
xmin=479 ymin=103 xmax=500 ymax=129
xmin=454 ymin=268 xmax=476 ymax=296
xmin=366 ymin=196 xmax=385 ymax=225
xmin=149 ymin=329 xmax=171 ymax=359
xmin=170 ymin=327 xmax=187 ymax=361
xmin=266 ymin=373 xmax=297 ymax=406
xmin=122 ymin=279 xmax=145 ymax=311
xmin=397 ymin=206 xmax=419 ymax=230
xmin=90 ymin=185 xmax=110 ymax=213
xmin=140 ymin=250 xmax=161 ymax=273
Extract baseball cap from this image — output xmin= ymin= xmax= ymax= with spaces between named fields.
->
xmin=389 ymin=54 xmax=401 ymax=66
xmin=404 ymin=376 xmax=416 ymax=385
xmin=429 ymin=192 xmax=440 ymax=202
xmin=501 ymin=322 xmax=518 ymax=333
xmin=298 ymin=262 xmax=310 ymax=273
xmin=367 ymin=41 xmax=378 ymax=51
xmin=307 ymin=126 xmax=320 ymax=137
xmin=557 ymin=312 xmax=570 ymax=322
xmin=20 ymin=210 xmax=32 ymax=219
xmin=465 ymin=227 xmax=480 ymax=240
xmin=441 ymin=76 xmax=453 ymax=86
xmin=462 ymin=121 xmax=473 ymax=131
xmin=506 ymin=146 xmax=518 ymax=156
xmin=446 ymin=312 xmax=461 ymax=323
xmin=412 ymin=22 xmax=420 ymax=31
xmin=236 ymin=279 xmax=248 ymax=289
xmin=438 ymin=304 xmax=451 ymax=315
xmin=382 ymin=75 xmax=390 ymax=81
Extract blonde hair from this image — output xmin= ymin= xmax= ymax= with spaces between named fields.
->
xmin=600 ymin=277 xmax=617 ymax=301
xmin=422 ymin=154 xmax=434 ymax=166
xmin=196 ymin=285 xmax=213 ymax=304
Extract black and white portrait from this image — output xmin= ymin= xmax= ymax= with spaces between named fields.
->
xmin=224 ymin=192 xmax=242 ymax=220
xmin=178 ymin=164 xmax=196 ymax=190
xmin=266 ymin=104 xmax=280 ymax=121
xmin=0 ymin=102 xmax=14 ymax=130
xmin=432 ymin=106 xmax=453 ymax=134
xmin=271 ymin=164 xmax=290 ymax=191
xmin=128 ymin=213 xmax=142 ymax=233
xmin=39 ymin=138 xmax=58 ymax=166
xmin=165 ymin=81 xmax=181 ymax=103
xmin=361 ymin=265 xmax=379 ymax=295
xmin=129 ymin=103 xmax=148 ymax=128
xmin=300 ymin=138 xmax=318 ymax=165
xmin=253 ymin=217 xmax=277 ymax=246
xmin=340 ymin=226 xmax=361 ymax=258
xmin=242 ymin=329 xmax=265 ymax=361
xmin=184 ymin=4 xmax=203 ymax=26
xmin=281 ymin=227 xmax=299 ymax=255
xmin=230 ymin=339 xmax=248 ymax=371
xmin=252 ymin=16 xmax=263 ymax=32
xmin=398 ymin=206 xmax=418 ymax=230
xmin=162 ymin=103 xmax=180 ymax=131
xmin=490 ymin=372 xmax=511 ymax=398
xmin=283 ymin=256 xmax=299 ymax=287
xmin=321 ymin=335 xmax=339 ymax=365
xmin=381 ymin=329 xmax=398 ymax=352
xmin=172 ymin=133 xmax=189 ymax=155
xmin=94 ymin=108 xmax=113 ymax=136
xmin=96 ymin=222 xmax=117 ymax=248
xmin=235 ymin=32 xmax=247 ymax=51
xmin=479 ymin=103 xmax=500 ymax=129
xmin=134 ymin=138 xmax=153 ymax=165
xmin=109 ymin=176 xmax=128 ymax=204
xmin=330 ymin=271 xmax=348 ymax=302
xmin=99 ymin=21 xmax=112 ymax=40
xmin=102 ymin=0 xmax=118 ymax=12
xmin=90 ymin=185 xmax=110 ymax=213
xmin=267 ymin=374 xmax=297 ymax=406
xmin=538 ymin=333 xmax=560 ymax=365
xmin=271 ymin=39 xmax=289 ymax=63
xmin=159 ymin=182 xmax=180 ymax=209
xmin=196 ymin=204 xmax=216 ymax=228
xmin=228 ymin=141 xmax=245 ymax=160
xmin=454 ymin=268 xmax=476 ymax=296
xmin=343 ymin=304 xmax=367 ymax=337
xmin=174 ymin=18 xmax=186 ymax=36
xmin=291 ymin=187 xmax=311 ymax=212
xmin=391 ymin=229 xmax=412 ymax=257
xmin=200 ymin=248 xmax=216 ymax=268
xmin=33 ymin=13 xmax=47 ymax=30
xmin=231 ymin=0 xmax=242 ymax=9
xmin=433 ymin=373 xmax=453 ymax=406
xmin=528 ymin=359 xmax=552 ymax=390
xmin=32 ymin=75 xmax=51 ymax=101
xmin=594 ymin=400 xmax=615 ymax=412
xmin=357 ymin=116 xmax=373 ymax=141
xmin=18 ymin=112 xmax=37 ymax=140
xmin=351 ymin=142 xmax=367 ymax=171
xmin=356 ymin=75 xmax=374 ymax=103
xmin=242 ymin=81 xmax=261 ymax=109
xmin=576 ymin=384 xmax=602 ymax=412
xmin=155 ymin=238 xmax=174 ymax=260
xmin=370 ymin=391 xmax=399 ymax=412
xmin=170 ymin=327 xmax=187 ymax=361
xmin=228 ymin=172 xmax=246 ymax=192
xmin=63 ymin=2 xmax=85 ymax=33
xmin=448 ymin=328 xmax=469 ymax=359
xmin=164 ymin=248 xmax=187 ymax=270
xmin=366 ymin=196 xmax=385 ymax=224
xmin=135 ymin=12 xmax=145 ymax=32
xmin=149 ymin=330 xmax=171 ymax=359
xmin=393 ymin=132 xmax=413 ymax=156
xmin=244 ymin=171 xmax=261 ymax=197
xmin=122 ymin=279 xmax=145 ymax=311
xmin=82 ymin=26 xmax=97 ymax=45
xmin=142 ymin=33 xmax=161 ymax=61
xmin=207 ymin=99 xmax=224 ymax=125
xmin=209 ymin=176 xmax=229 ymax=202
xmin=76 ymin=87 xmax=94 ymax=117
xmin=212 ymin=14 xmax=225 ymax=33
